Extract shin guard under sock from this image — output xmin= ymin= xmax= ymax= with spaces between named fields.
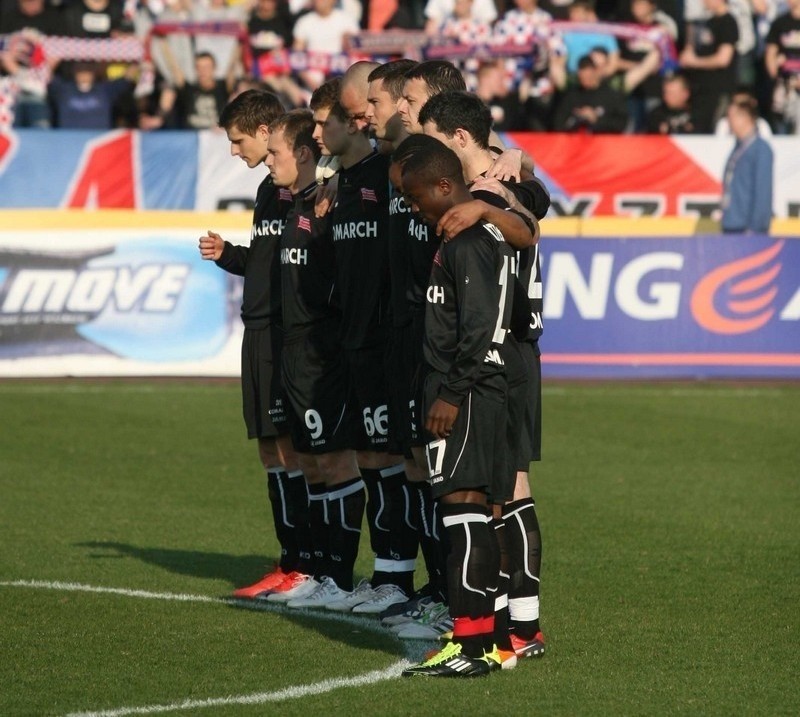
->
xmin=326 ymin=477 xmax=365 ymax=592
xmin=267 ymin=467 xmax=299 ymax=572
xmin=441 ymin=502 xmax=497 ymax=659
xmin=361 ymin=467 xmax=393 ymax=588
xmin=306 ymin=481 xmax=329 ymax=579
xmin=384 ymin=466 xmax=417 ymax=596
xmin=417 ymin=483 xmax=448 ymax=602
xmin=504 ymin=497 xmax=542 ymax=638
xmin=491 ymin=517 xmax=513 ymax=652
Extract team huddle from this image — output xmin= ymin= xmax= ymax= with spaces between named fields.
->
xmin=199 ymin=58 xmax=547 ymax=678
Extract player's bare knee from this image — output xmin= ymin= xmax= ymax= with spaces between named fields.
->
xmin=257 ymin=437 xmax=279 ymax=469
xmin=275 ymin=434 xmax=298 ymax=470
xmin=296 ymin=452 xmax=320 ymax=482
xmin=513 ymin=471 xmax=532 ymax=500
xmin=318 ymin=449 xmax=359 ymax=484
xmin=356 ymin=450 xmax=404 ymax=470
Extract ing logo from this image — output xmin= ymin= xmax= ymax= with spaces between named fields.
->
xmin=690 ymin=241 xmax=783 ymax=335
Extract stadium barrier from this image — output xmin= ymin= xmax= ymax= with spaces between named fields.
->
xmin=0 ymin=211 xmax=797 ymax=379
xmin=1 ymin=129 xmax=800 ymax=219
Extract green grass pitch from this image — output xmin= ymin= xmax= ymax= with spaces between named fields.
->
xmin=1 ymin=380 xmax=798 ymax=716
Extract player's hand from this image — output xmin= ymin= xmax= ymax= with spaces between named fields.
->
xmin=199 ymin=230 xmax=224 ymax=261
xmin=470 ymin=176 xmax=515 ymax=206
xmin=485 ymin=148 xmax=522 ymax=182
xmin=437 ymin=200 xmax=488 ymax=242
xmin=426 ymin=398 xmax=459 ymax=440
xmin=314 ymin=174 xmax=339 ymax=217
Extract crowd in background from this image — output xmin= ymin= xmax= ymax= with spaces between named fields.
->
xmin=0 ymin=0 xmax=798 ymax=133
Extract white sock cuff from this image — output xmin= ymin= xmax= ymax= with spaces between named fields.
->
xmin=379 ymin=463 xmax=406 ymax=479
xmin=508 ymin=595 xmax=539 ymax=622
xmin=442 ymin=512 xmax=491 ymax=528
xmin=327 ymin=479 xmax=365 ymax=501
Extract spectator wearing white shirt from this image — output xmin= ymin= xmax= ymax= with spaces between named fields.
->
xmin=293 ymin=0 xmax=360 ymax=89
xmin=423 ymin=0 xmax=498 ymax=33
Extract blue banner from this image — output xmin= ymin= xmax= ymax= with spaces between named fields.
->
xmin=540 ymin=235 xmax=800 ymax=378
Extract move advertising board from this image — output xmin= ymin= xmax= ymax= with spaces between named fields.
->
xmin=0 ymin=215 xmax=797 ymax=378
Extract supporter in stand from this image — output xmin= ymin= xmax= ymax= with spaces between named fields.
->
xmin=585 ymin=40 xmax=660 ymax=132
xmin=423 ymin=0 xmax=498 ymax=32
xmin=617 ymin=0 xmax=676 ymax=130
xmin=291 ymin=0 xmax=360 ymax=89
xmin=644 ymin=71 xmax=699 ymax=132
xmin=496 ymin=0 xmax=554 ymax=35
xmin=494 ymin=0 xmax=558 ymax=130
xmin=475 ymin=59 xmax=532 ymax=130
xmin=765 ymin=0 xmax=800 ymax=134
xmin=557 ymin=0 xmax=620 ymax=82
xmin=553 ymin=52 xmax=629 ymax=131
xmin=288 ymin=0 xmax=363 ymax=23
xmin=425 ymin=0 xmax=493 ymax=40
xmin=0 ymin=0 xmax=58 ymax=35
xmin=679 ymin=0 xmax=739 ymax=132
xmin=0 ymin=0 xmax=55 ymax=127
xmin=48 ymin=59 xmax=136 ymax=128
xmin=247 ymin=0 xmax=307 ymax=107
xmin=540 ymin=0 xmax=574 ymax=19
xmin=362 ymin=0 xmax=419 ymax=29
xmin=424 ymin=0 xmax=494 ymax=90
xmin=61 ymin=0 xmax=133 ymax=38
xmin=193 ymin=0 xmax=246 ymax=80
xmin=248 ymin=0 xmax=294 ymax=61
xmin=148 ymin=0 xmax=195 ymax=89
xmin=140 ymin=50 xmax=233 ymax=128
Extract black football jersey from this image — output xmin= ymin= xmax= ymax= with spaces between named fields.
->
xmin=280 ymin=182 xmax=339 ymax=339
xmin=215 ymin=175 xmax=293 ymax=329
xmin=331 ymin=151 xmax=392 ymax=350
xmin=472 ymin=177 xmax=546 ymax=345
xmin=388 ymin=181 xmax=440 ymax=326
xmin=424 ymin=220 xmax=514 ymax=407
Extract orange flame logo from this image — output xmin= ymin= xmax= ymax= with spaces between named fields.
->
xmin=690 ymin=241 xmax=783 ymax=335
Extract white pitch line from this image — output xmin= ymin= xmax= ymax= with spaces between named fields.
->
xmin=1 ymin=579 xmax=415 ymax=717
xmin=63 ymin=662 xmax=409 ymax=717
xmin=0 ymin=579 xmax=392 ymax=636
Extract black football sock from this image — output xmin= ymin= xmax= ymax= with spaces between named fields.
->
xmin=417 ymin=482 xmax=448 ymax=603
xmin=504 ymin=497 xmax=542 ymax=638
xmin=266 ymin=467 xmax=299 ymax=572
xmin=491 ymin=517 xmax=513 ymax=652
xmin=361 ymin=467 xmax=393 ymax=588
xmin=441 ymin=502 xmax=497 ymax=659
xmin=433 ymin=498 xmax=450 ymax=604
xmin=384 ymin=466 xmax=417 ymax=596
xmin=306 ymin=481 xmax=329 ymax=581
xmin=326 ymin=477 xmax=366 ymax=592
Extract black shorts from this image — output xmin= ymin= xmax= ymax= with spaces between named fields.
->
xmin=500 ymin=335 xmax=529 ymax=498
xmin=282 ymin=329 xmax=355 ymax=454
xmin=241 ymin=325 xmax=288 ymax=440
xmin=344 ymin=343 xmax=391 ymax=452
xmin=516 ymin=341 xmax=542 ymax=469
xmin=408 ymin=312 xmax=427 ymax=448
xmin=422 ymin=370 xmax=510 ymax=502
xmin=385 ymin=322 xmax=417 ymax=456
